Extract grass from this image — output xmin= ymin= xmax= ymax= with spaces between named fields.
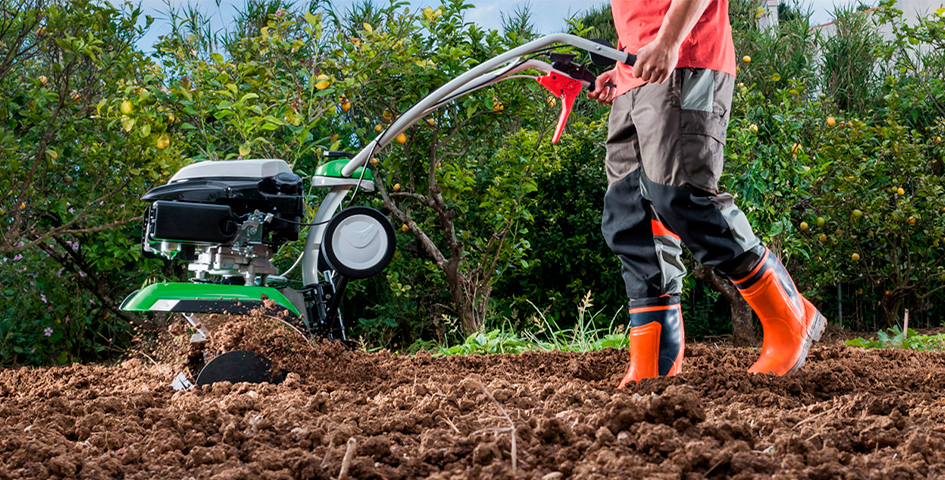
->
xmin=435 ymin=292 xmax=628 ymax=356
xmin=845 ymin=325 xmax=945 ymax=351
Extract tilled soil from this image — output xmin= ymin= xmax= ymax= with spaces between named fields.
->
xmin=2 ymin=319 xmax=945 ymax=480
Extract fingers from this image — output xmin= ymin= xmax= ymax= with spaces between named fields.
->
xmin=632 ymin=62 xmax=644 ymax=81
xmin=649 ymin=68 xmax=670 ymax=84
xmin=635 ymin=67 xmax=669 ymax=84
xmin=589 ymin=84 xmax=616 ymax=105
xmin=588 ymin=70 xmax=617 ymax=105
xmin=631 ymin=41 xmax=677 ymax=84
xmin=634 ymin=64 xmax=670 ymax=84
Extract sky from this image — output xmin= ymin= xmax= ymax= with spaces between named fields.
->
xmin=125 ymin=0 xmax=869 ymax=53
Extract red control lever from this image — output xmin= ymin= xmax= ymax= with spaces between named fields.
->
xmin=536 ymin=73 xmax=582 ymax=143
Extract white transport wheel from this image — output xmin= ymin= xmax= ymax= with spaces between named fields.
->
xmin=323 ymin=207 xmax=395 ymax=279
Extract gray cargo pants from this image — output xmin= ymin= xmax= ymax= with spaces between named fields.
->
xmin=601 ymin=68 xmax=764 ymax=302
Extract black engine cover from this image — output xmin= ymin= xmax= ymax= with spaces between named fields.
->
xmin=148 ymin=201 xmax=239 ymax=244
xmin=142 ymin=171 xmax=303 ymax=247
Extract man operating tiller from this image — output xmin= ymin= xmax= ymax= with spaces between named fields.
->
xmin=588 ymin=0 xmax=826 ymax=388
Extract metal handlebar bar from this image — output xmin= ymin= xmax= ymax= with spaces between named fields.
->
xmin=340 ymin=33 xmax=633 ymax=177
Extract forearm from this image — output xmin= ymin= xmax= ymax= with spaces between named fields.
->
xmin=654 ymin=0 xmax=713 ymax=50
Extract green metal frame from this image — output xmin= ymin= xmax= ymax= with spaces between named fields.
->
xmin=315 ymin=159 xmax=374 ymax=181
xmin=121 ymin=282 xmax=301 ymax=316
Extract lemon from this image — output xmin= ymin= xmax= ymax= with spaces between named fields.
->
xmin=852 ymin=210 xmax=862 ymax=218
xmin=156 ymin=134 xmax=170 ymax=150
xmin=396 ymin=133 xmax=407 ymax=144
xmin=393 ymin=183 xmax=401 ymax=192
xmin=742 ymin=55 xmax=751 ymax=63
xmin=374 ymin=124 xmax=384 ymax=132
xmin=826 ymin=117 xmax=836 ymax=127
xmin=120 ymin=100 xmax=134 ymax=115
xmin=401 ymin=224 xmax=409 ymax=232
xmin=799 ymin=221 xmax=809 ymax=231
xmin=851 ymin=253 xmax=860 ymax=261
xmin=897 ymin=187 xmax=905 ymax=195
xmin=816 ymin=216 xmax=826 ymax=226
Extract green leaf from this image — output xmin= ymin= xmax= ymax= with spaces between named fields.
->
xmin=304 ymin=11 xmax=321 ymax=26
xmin=120 ymin=116 xmax=135 ymax=132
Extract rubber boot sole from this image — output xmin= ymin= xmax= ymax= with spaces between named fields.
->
xmin=786 ymin=311 xmax=826 ymax=375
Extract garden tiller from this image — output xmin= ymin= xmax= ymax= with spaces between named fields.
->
xmin=120 ymin=34 xmax=634 ymax=387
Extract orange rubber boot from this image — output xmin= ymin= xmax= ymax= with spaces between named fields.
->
xmin=617 ymin=297 xmax=684 ymax=389
xmin=732 ymin=248 xmax=826 ymax=375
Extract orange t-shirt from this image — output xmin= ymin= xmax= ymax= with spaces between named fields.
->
xmin=612 ymin=0 xmax=736 ymax=96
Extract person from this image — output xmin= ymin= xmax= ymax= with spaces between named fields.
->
xmin=587 ymin=0 xmax=825 ymax=389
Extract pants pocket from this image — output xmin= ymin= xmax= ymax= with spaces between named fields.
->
xmin=680 ymin=127 xmax=725 ymax=192
xmin=679 ymin=69 xmax=729 ymax=192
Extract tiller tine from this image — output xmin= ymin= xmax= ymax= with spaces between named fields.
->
xmin=194 ymin=350 xmax=284 ymax=386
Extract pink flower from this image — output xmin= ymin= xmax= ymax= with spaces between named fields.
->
xmin=13 ymin=254 xmax=22 ymax=261
xmin=40 ymin=293 xmax=47 ymax=304
xmin=68 ymin=208 xmax=74 ymax=214
xmin=43 ymin=327 xmax=53 ymax=337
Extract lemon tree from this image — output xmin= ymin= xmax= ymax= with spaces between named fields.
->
xmin=323 ymin=1 xmax=552 ymax=335
xmin=0 ymin=0 xmax=183 ymax=364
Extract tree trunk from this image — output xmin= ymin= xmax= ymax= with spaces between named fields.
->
xmin=694 ymin=264 xmax=757 ymax=347
xmin=444 ymin=263 xmax=480 ymax=334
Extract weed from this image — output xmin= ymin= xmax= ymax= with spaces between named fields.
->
xmin=846 ymin=325 xmax=945 ymax=351
xmin=436 ymin=292 xmax=627 ymax=356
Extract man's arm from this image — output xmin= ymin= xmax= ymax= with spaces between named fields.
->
xmin=589 ymin=0 xmax=712 ymax=104
xmin=634 ymin=0 xmax=712 ymax=84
